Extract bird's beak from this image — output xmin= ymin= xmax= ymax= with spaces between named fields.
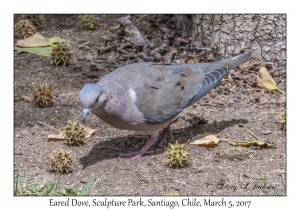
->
xmin=82 ymin=108 xmax=91 ymax=123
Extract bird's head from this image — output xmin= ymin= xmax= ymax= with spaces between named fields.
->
xmin=79 ymin=83 xmax=106 ymax=123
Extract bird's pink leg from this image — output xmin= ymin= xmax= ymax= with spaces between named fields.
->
xmin=119 ymin=136 xmax=159 ymax=160
xmin=119 ymin=118 xmax=179 ymax=159
xmin=158 ymin=118 xmax=178 ymax=146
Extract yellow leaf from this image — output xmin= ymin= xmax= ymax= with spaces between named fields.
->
xmin=265 ymin=81 xmax=278 ymax=91
xmin=190 ymin=133 xmax=220 ymax=147
xmin=257 ymin=66 xmax=278 ymax=91
xmin=230 ymin=140 xmax=277 ymax=148
xmin=83 ymin=127 xmax=97 ymax=138
xmin=15 ymin=46 xmax=52 ymax=56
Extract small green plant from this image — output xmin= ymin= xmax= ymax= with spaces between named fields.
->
xmin=22 ymin=14 xmax=44 ymax=29
xmin=50 ymin=42 xmax=72 ymax=67
xmin=15 ymin=19 xmax=37 ymax=39
xmin=33 ymin=83 xmax=53 ymax=107
xmin=164 ymin=191 xmax=180 ymax=196
xmin=280 ymin=109 xmax=286 ymax=130
xmin=65 ymin=121 xmax=86 ymax=146
xmin=262 ymin=176 xmax=286 ymax=196
xmin=166 ymin=141 xmax=189 ymax=168
xmin=60 ymin=185 xmax=91 ymax=196
xmin=81 ymin=15 xmax=98 ymax=31
xmin=49 ymin=148 xmax=73 ymax=173
xmin=14 ymin=171 xmax=95 ymax=196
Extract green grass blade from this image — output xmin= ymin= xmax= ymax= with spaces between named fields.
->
xmin=247 ymin=130 xmax=260 ymax=140
xmin=38 ymin=181 xmax=51 ymax=193
xmin=45 ymin=183 xmax=55 ymax=196
xmin=19 ymin=174 xmax=24 ymax=196
xmin=14 ymin=172 xmax=19 ymax=196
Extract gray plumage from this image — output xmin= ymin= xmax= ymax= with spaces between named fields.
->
xmin=79 ymin=52 xmax=251 ymax=158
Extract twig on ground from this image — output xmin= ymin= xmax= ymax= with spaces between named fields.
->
xmin=241 ymin=62 xmax=262 ymax=71
xmin=38 ymin=121 xmax=60 ymax=132
xmin=255 ymin=111 xmax=281 ymax=119
xmin=14 ymin=53 xmax=31 ymax=60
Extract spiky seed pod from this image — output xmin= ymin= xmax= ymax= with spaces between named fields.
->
xmin=49 ymin=148 xmax=73 ymax=173
xmin=65 ymin=121 xmax=86 ymax=146
xmin=33 ymin=83 xmax=53 ymax=107
xmin=22 ymin=14 xmax=44 ymax=29
xmin=166 ymin=141 xmax=189 ymax=168
xmin=50 ymin=42 xmax=72 ymax=67
xmin=81 ymin=15 xmax=98 ymax=31
xmin=15 ymin=19 xmax=37 ymax=39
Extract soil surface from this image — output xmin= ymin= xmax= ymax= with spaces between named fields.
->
xmin=14 ymin=14 xmax=286 ymax=196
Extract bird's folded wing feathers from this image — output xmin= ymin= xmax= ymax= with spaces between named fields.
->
xmin=124 ymin=64 xmax=229 ymax=124
xmin=187 ymin=67 xmax=228 ymax=106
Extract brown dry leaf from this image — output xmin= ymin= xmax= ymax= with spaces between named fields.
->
xmin=48 ymin=133 xmax=65 ymax=141
xmin=15 ymin=33 xmax=65 ymax=48
xmin=190 ymin=133 xmax=220 ymax=147
xmin=257 ymin=66 xmax=278 ymax=92
xmin=239 ymin=61 xmax=250 ymax=70
xmin=20 ymin=95 xmax=33 ymax=103
xmin=108 ymin=24 xmax=120 ymax=32
xmin=47 ymin=126 xmax=96 ymax=141
xmin=15 ymin=33 xmax=48 ymax=47
xmin=83 ymin=126 xmax=97 ymax=138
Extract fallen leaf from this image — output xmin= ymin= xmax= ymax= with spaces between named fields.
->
xmin=83 ymin=126 xmax=97 ymax=138
xmin=257 ymin=66 xmax=278 ymax=91
xmin=230 ymin=140 xmax=276 ymax=148
xmin=108 ymin=24 xmax=120 ymax=32
xmin=15 ymin=33 xmax=65 ymax=48
xmin=15 ymin=46 xmax=52 ymax=56
xmin=230 ymin=142 xmax=239 ymax=146
xmin=47 ymin=126 xmax=96 ymax=141
xmin=15 ymin=33 xmax=48 ymax=47
xmin=190 ymin=133 xmax=220 ymax=147
xmin=48 ymin=37 xmax=66 ymax=45
xmin=48 ymin=133 xmax=65 ymax=141
xmin=20 ymin=95 xmax=33 ymax=103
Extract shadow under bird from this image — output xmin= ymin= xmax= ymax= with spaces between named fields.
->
xmin=79 ymin=52 xmax=251 ymax=159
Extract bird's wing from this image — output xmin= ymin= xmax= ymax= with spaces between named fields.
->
xmin=134 ymin=64 xmax=228 ymax=123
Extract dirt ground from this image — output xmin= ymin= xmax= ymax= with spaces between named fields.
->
xmin=14 ymin=14 xmax=286 ymax=196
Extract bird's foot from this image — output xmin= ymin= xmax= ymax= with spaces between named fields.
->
xmin=158 ymin=118 xmax=178 ymax=147
xmin=119 ymin=136 xmax=159 ymax=159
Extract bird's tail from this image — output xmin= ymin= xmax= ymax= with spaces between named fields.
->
xmin=220 ymin=52 xmax=252 ymax=69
